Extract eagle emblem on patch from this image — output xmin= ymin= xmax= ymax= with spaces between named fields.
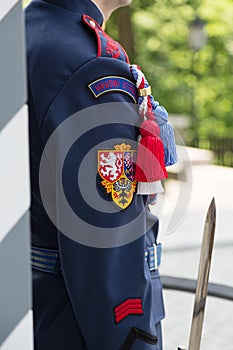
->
xmin=98 ymin=143 xmax=137 ymax=209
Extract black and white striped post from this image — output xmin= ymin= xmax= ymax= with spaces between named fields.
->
xmin=0 ymin=1 xmax=33 ymax=349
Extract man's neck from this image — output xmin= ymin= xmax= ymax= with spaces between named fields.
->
xmin=90 ymin=0 xmax=105 ymax=20
xmin=92 ymin=0 xmax=120 ymax=21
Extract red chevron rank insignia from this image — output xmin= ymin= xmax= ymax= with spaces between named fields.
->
xmin=114 ymin=298 xmax=143 ymax=324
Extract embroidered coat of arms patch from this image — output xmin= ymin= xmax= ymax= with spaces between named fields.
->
xmin=98 ymin=143 xmax=137 ymax=209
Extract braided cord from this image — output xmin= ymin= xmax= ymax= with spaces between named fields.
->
xmin=130 ymin=64 xmax=177 ymax=166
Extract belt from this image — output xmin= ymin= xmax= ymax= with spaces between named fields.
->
xmin=31 ymin=243 xmax=162 ymax=274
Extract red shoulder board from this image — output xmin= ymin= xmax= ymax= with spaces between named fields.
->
xmin=82 ymin=15 xmax=130 ymax=63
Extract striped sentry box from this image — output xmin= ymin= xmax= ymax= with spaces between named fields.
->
xmin=0 ymin=1 xmax=33 ymax=349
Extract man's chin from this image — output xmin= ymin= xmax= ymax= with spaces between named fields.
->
xmin=118 ymin=0 xmax=133 ymax=8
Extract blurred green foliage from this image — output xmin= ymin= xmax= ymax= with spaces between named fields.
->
xmin=107 ymin=0 xmax=233 ymax=140
xmin=23 ymin=0 xmax=233 ymax=140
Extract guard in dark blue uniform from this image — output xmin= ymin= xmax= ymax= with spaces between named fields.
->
xmin=25 ymin=0 xmax=172 ymax=349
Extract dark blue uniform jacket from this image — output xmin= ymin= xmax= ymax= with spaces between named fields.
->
xmin=25 ymin=0 xmax=165 ymax=349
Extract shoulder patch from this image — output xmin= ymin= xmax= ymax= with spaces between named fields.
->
xmin=98 ymin=143 xmax=137 ymax=210
xmin=82 ymin=15 xmax=129 ymax=63
xmin=88 ymin=76 xmax=137 ymax=102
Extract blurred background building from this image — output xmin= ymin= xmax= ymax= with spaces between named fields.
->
xmin=0 ymin=1 xmax=32 ymax=349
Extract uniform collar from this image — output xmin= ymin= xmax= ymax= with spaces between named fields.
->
xmin=43 ymin=0 xmax=104 ymax=25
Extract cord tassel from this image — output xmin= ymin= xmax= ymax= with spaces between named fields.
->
xmin=160 ymin=122 xmax=177 ymax=166
xmin=135 ymin=119 xmax=168 ymax=184
xmin=150 ymin=98 xmax=177 ymax=166
xmin=130 ymin=64 xmax=176 ymax=195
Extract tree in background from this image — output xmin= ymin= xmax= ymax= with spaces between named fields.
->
xmin=23 ymin=0 xmax=233 ymax=162
xmin=108 ymin=0 xmax=233 ymax=144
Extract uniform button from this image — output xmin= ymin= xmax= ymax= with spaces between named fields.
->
xmin=89 ymin=20 xmax=96 ymax=27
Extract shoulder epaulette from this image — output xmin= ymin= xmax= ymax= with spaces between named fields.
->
xmin=82 ymin=15 xmax=130 ymax=63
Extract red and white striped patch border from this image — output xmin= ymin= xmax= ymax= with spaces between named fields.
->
xmin=114 ymin=298 xmax=143 ymax=324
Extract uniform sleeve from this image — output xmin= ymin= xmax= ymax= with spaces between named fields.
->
xmin=41 ymin=57 xmax=164 ymax=349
